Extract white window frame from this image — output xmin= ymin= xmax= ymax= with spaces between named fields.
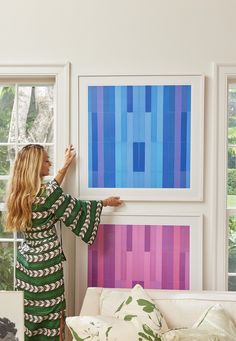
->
xmin=0 ymin=62 xmax=70 ymax=288
xmin=213 ymin=62 xmax=236 ymax=290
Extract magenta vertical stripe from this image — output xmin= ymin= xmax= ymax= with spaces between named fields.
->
xmin=127 ymin=225 xmax=132 ymax=251
xmin=162 ymin=226 xmax=174 ymax=289
xmin=145 ymin=225 xmax=151 ymax=251
xmin=115 ymin=225 xmax=122 ymax=286
xmin=97 ymin=224 xmax=104 ymax=285
xmin=173 ymin=226 xmax=181 ymax=289
xmin=103 ymin=225 xmax=115 ymax=287
xmin=88 ymin=224 xmax=190 ymax=289
xmin=155 ymin=226 xmax=162 ymax=288
xmin=97 ymin=87 xmax=104 ymax=187
xmin=88 ymin=246 xmax=93 ymax=285
xmin=121 ymin=226 xmax=127 ymax=282
xmin=91 ymin=250 xmax=98 ymax=286
xmin=182 ymin=225 xmax=190 ymax=289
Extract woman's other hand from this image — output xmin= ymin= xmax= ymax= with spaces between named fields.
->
xmin=102 ymin=196 xmax=123 ymax=207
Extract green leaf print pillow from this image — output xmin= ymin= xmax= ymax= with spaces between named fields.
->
xmin=66 ymin=315 xmax=137 ymax=341
xmin=114 ymin=284 xmax=168 ymax=341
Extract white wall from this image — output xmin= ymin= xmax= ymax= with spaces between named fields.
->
xmin=1 ymin=0 xmax=234 ymax=313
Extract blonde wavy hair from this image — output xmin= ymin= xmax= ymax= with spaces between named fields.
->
xmin=5 ymin=144 xmax=45 ymax=232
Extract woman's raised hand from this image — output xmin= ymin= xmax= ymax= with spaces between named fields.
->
xmin=63 ymin=144 xmax=76 ymax=170
xmin=102 ymin=196 xmax=123 ymax=207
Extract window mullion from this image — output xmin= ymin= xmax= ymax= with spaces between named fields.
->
xmin=15 ymin=83 xmax=19 ymax=147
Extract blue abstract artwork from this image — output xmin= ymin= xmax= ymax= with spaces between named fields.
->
xmin=88 ymin=85 xmax=191 ymax=188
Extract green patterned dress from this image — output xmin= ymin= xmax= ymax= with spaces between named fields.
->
xmin=15 ymin=179 xmax=103 ymax=340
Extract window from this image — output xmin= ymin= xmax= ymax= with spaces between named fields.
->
xmin=215 ymin=64 xmax=236 ymax=290
xmin=0 ymin=64 xmax=69 ymax=290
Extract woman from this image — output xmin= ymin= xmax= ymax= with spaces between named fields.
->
xmin=5 ymin=144 xmax=122 ymax=341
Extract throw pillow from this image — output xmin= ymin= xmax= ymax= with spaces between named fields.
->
xmin=193 ymin=303 xmax=236 ymax=340
xmin=114 ymin=284 xmax=168 ymax=341
xmin=161 ymin=328 xmax=222 ymax=341
xmin=162 ymin=304 xmax=236 ymax=341
xmin=66 ymin=315 xmax=137 ymax=341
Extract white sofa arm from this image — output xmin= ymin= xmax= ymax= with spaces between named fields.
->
xmin=80 ymin=287 xmax=103 ymax=316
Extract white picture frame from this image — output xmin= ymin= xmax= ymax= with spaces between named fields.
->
xmin=79 ymin=75 xmax=204 ymax=201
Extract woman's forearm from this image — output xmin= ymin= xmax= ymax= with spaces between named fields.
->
xmin=54 ymin=167 xmax=68 ymax=185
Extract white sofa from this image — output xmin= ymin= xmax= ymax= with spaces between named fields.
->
xmin=67 ymin=287 xmax=236 ymax=340
xmin=80 ymin=287 xmax=236 ymax=328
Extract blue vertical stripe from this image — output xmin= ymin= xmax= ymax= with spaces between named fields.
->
xmin=186 ymin=86 xmax=191 ymax=112
xmin=156 ymin=86 xmax=164 ymax=188
xmin=88 ymin=108 xmax=93 ymax=187
xmin=121 ymin=87 xmax=128 ymax=187
xmin=127 ymin=86 xmax=133 ymax=112
xmin=144 ymin=112 xmax=152 ymax=187
xmin=133 ymin=86 xmax=145 ymax=142
xmin=186 ymin=86 xmax=191 ymax=188
xmin=163 ymin=86 xmax=175 ymax=188
xmin=151 ymin=86 xmax=157 ymax=142
xmin=145 ymin=86 xmax=151 ymax=112
xmin=186 ymin=110 xmax=191 ymax=188
xmin=133 ymin=142 xmax=145 ymax=172
xmin=121 ymin=142 xmax=128 ymax=187
xmin=180 ymin=112 xmax=187 ymax=187
xmin=181 ymin=85 xmax=190 ymax=112
xmin=115 ymin=86 xmax=122 ymax=187
xmin=103 ymin=87 xmax=116 ymax=187
xmin=121 ymin=87 xmax=127 ymax=142
xmin=88 ymin=86 xmax=97 ymax=113
xmin=91 ymin=112 xmax=98 ymax=186
xmin=127 ymin=112 xmax=134 ymax=187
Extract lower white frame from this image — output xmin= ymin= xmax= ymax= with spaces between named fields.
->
xmin=75 ymin=212 xmax=203 ymax=314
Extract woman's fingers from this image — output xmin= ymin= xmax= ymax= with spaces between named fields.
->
xmin=104 ymin=196 xmax=123 ymax=207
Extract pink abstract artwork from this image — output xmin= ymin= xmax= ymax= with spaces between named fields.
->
xmin=88 ymin=224 xmax=190 ymax=289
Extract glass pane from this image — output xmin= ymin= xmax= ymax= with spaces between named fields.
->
xmin=0 ymin=145 xmax=16 ymax=175
xmin=228 ymin=84 xmax=236 ymax=144
xmin=0 ymin=211 xmax=12 ymax=238
xmin=0 ymin=241 xmax=14 ymax=290
xmin=228 ymin=276 xmax=236 ymax=291
xmin=228 ymin=216 xmax=236 ymax=273
xmin=17 ymin=85 xmax=54 ymax=143
xmin=227 ymin=146 xmax=236 ymax=207
xmin=0 ymin=86 xmax=15 ymax=143
xmin=0 ymin=180 xmax=7 ymax=202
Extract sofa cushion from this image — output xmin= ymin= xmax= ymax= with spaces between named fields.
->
xmin=162 ymin=304 xmax=236 ymax=341
xmin=161 ymin=328 xmax=224 ymax=340
xmin=193 ymin=303 xmax=236 ymax=339
xmin=66 ymin=315 xmax=138 ymax=341
xmin=113 ymin=284 xmax=168 ymax=340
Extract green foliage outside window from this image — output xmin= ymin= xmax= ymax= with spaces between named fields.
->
xmin=229 ymin=217 xmax=236 ymax=290
xmin=0 ymin=86 xmax=14 ymax=141
xmin=0 ymin=244 xmax=14 ymax=290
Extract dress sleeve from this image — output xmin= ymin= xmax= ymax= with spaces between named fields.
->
xmin=46 ymin=179 xmax=103 ymax=245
